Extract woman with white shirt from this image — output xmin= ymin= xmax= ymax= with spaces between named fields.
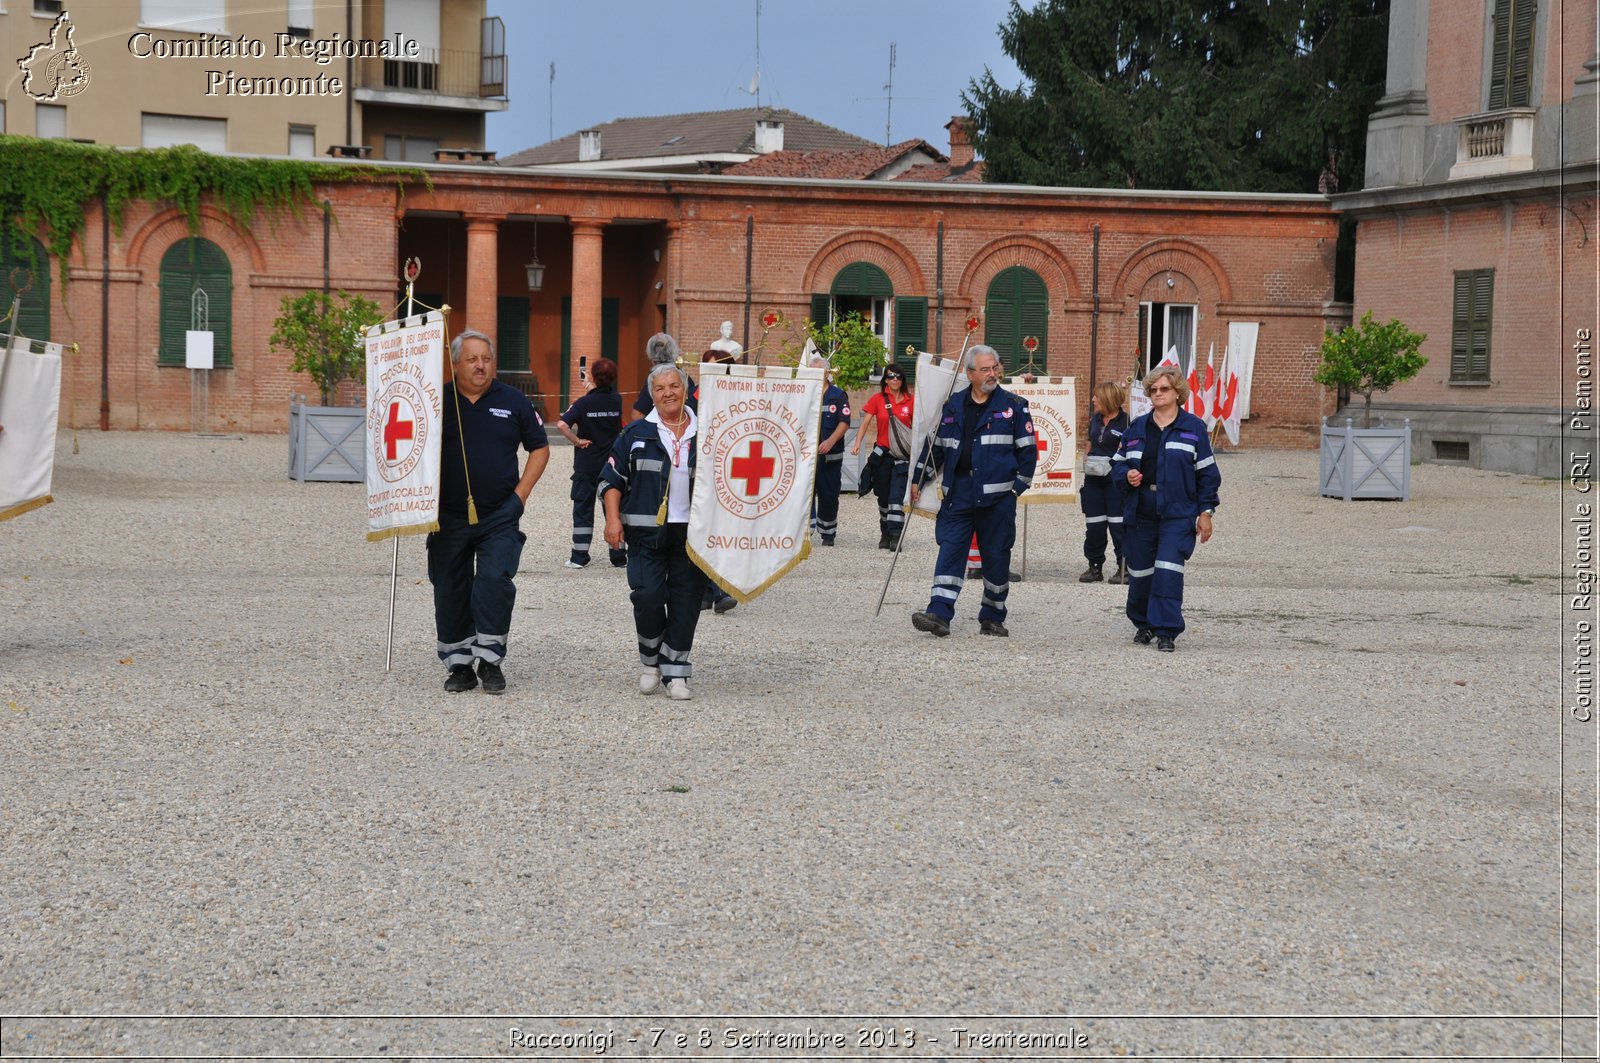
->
xmin=601 ymin=361 xmax=707 ymax=701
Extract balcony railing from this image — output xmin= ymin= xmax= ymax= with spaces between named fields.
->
xmin=1449 ymin=107 xmax=1536 ymax=180
xmin=355 ymin=47 xmax=506 ymax=100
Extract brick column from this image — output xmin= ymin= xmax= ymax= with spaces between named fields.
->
xmin=569 ymin=219 xmax=607 ymax=378
xmin=464 ymin=214 xmax=502 ymax=339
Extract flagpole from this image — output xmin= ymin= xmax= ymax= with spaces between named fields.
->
xmin=385 ymin=259 xmax=421 ymax=672
xmin=874 ymin=326 xmax=976 ymax=617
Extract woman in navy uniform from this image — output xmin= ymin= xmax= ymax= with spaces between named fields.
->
xmin=1111 ymin=364 xmax=1220 ymax=652
xmin=555 ymin=357 xmax=624 ymax=569
xmin=601 ymin=361 xmax=707 ymax=701
xmin=1078 ymin=380 xmax=1130 ymax=584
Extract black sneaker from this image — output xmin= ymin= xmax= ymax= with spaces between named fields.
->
xmin=878 ymin=533 xmax=893 ymax=550
xmin=478 ymin=660 xmax=506 ymax=693
xmin=444 ymin=664 xmax=478 ymax=692
xmin=980 ymin=619 xmax=1009 ymax=637
xmin=714 ymin=595 xmax=737 ymax=614
xmin=1156 ymin=636 xmax=1176 ymax=652
xmin=912 ymin=610 xmax=950 ymax=637
xmin=821 ymin=537 xmax=835 ymax=547
xmin=609 ymin=551 xmax=628 ymax=568
xmin=1133 ymin=627 xmax=1155 ymax=646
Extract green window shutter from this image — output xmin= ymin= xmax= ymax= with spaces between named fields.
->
xmin=1451 ymin=269 xmax=1493 ymax=382
xmin=984 ymin=266 xmax=1048 ymax=372
xmin=831 ymin=262 xmax=893 ymax=297
xmin=158 ymin=238 xmax=232 ymax=367
xmin=497 ymin=296 xmax=529 ymax=371
xmin=892 ymin=296 xmax=927 ymax=377
xmin=601 ymin=296 xmax=619 ymax=360
xmin=810 ymin=293 xmax=832 ymax=328
xmin=0 ymin=236 xmax=49 ymax=342
xmin=1489 ymin=0 xmax=1537 ymax=109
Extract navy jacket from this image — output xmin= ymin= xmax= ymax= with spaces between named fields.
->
xmin=818 ymin=384 xmax=851 ymax=462
xmin=1112 ymin=409 xmax=1221 ymax=521
xmin=599 ymin=417 xmax=697 ymax=546
xmin=919 ymin=386 xmax=1037 ymax=504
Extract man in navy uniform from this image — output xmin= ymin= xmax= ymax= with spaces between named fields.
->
xmin=909 ymin=345 xmax=1036 ymax=638
xmin=428 ymin=329 xmax=549 ymax=693
xmin=810 ymin=353 xmax=850 ymax=545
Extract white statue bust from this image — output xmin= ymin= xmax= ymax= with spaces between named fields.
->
xmin=708 ymin=320 xmax=743 ymax=359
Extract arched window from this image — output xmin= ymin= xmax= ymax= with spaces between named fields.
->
xmin=984 ymin=266 xmax=1048 ymax=373
xmin=810 ymin=261 xmax=926 ymax=378
xmin=0 ymin=234 xmax=51 ymax=343
xmin=159 ymin=238 xmax=232 ymax=366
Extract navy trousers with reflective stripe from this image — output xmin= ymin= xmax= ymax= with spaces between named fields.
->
xmin=1079 ymin=473 xmax=1125 ymax=566
xmin=872 ymin=447 xmax=910 ymax=539
xmin=570 ymin=468 xmax=626 ymax=566
xmin=811 ymin=455 xmax=843 ymax=541
xmin=1123 ymin=494 xmax=1197 ymax=637
xmin=428 ymin=498 xmax=526 ymax=668
xmin=925 ymin=476 xmax=1016 ymax=624
xmin=627 ymin=522 xmax=706 ymax=680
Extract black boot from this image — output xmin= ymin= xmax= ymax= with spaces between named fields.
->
xmin=878 ymin=532 xmax=893 ymax=550
xmin=1078 ymin=562 xmax=1103 ymax=583
xmin=1106 ymin=559 xmax=1127 ymax=585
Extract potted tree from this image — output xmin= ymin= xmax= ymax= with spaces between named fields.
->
xmin=273 ymin=289 xmax=382 ymax=483
xmin=1314 ymin=310 xmax=1427 ymax=500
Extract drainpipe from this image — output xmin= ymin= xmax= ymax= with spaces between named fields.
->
xmin=345 ymin=1 xmax=354 ymax=147
xmin=741 ymin=215 xmax=754 ymax=351
xmin=99 ymin=200 xmax=109 ymax=430
xmin=935 ymin=220 xmax=944 ymax=353
xmin=1088 ymin=223 xmax=1100 ymax=387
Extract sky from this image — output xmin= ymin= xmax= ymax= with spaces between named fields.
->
xmin=483 ymin=0 xmax=1026 ymax=157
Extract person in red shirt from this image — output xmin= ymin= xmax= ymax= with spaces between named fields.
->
xmin=850 ymin=366 xmax=915 ymax=549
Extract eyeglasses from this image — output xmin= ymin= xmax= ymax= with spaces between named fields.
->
xmin=1149 ymin=385 xmax=1176 ymax=394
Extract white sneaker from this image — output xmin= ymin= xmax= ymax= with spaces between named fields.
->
xmin=665 ymin=678 xmax=692 ymax=701
xmin=639 ymin=668 xmax=662 ymax=695
xmin=564 ymin=559 xmax=587 ymax=570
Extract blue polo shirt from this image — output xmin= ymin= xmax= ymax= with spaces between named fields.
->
xmin=560 ymin=386 xmax=623 ymax=476
xmin=440 ymin=379 xmax=548 ymax=515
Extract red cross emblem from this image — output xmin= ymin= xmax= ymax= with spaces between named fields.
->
xmin=730 ymin=439 xmax=777 ymax=497
xmin=383 ymin=401 xmax=414 ymax=461
xmin=1036 ymin=437 xmax=1048 ymax=457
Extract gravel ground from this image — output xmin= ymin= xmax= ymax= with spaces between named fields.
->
xmin=0 ymin=431 xmax=1590 ymax=1061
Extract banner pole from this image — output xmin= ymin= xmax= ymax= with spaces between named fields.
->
xmin=1021 ymin=505 xmax=1029 ymax=582
xmin=874 ymin=329 xmax=975 ymax=618
xmin=384 ymin=264 xmax=421 ymax=672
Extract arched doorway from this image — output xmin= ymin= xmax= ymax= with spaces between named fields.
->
xmin=810 ymin=261 xmax=927 ymax=377
xmin=984 ymin=266 xmax=1048 ymax=373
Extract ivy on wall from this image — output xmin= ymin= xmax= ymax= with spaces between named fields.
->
xmin=0 ymin=137 xmax=422 ymax=285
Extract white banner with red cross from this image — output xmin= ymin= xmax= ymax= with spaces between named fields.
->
xmin=1007 ymin=376 xmax=1078 ymax=504
xmin=908 ymin=349 xmax=969 ymax=518
xmin=364 ymin=311 xmax=445 ymax=542
xmin=0 ymin=335 xmax=63 ymax=523
xmin=688 ymin=363 xmax=823 ymax=601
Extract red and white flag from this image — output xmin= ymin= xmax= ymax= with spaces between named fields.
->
xmin=0 ymin=335 xmax=62 ymax=522
xmin=1187 ymin=342 xmax=1218 ymax=429
xmin=1216 ymin=347 xmax=1243 ymax=445
xmin=689 ymin=363 xmax=823 ymax=601
xmin=364 ymin=310 xmax=445 ymax=542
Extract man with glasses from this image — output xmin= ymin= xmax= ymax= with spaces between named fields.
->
xmin=908 ymin=345 xmax=1036 ymax=637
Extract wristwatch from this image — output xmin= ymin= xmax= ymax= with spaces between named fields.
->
xmin=1200 ymin=509 xmax=1214 ymax=517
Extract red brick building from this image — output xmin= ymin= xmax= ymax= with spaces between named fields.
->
xmin=37 ymin=150 xmax=1341 ymax=442
xmin=1338 ymin=0 xmax=1598 ymax=475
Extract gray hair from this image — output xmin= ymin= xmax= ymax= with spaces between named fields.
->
xmin=646 ymin=362 xmax=691 ymax=397
xmin=966 ymin=343 xmax=1000 ymax=372
xmin=450 ymin=329 xmax=495 ymax=364
xmin=645 ymin=332 xmax=680 ymax=366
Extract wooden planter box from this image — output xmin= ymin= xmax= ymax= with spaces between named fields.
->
xmin=289 ymin=398 xmax=365 ymax=483
xmin=1320 ymin=417 xmax=1412 ymax=501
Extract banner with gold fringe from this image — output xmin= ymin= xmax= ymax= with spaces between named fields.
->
xmin=0 ymin=335 xmax=62 ymax=523
xmin=364 ymin=311 xmax=445 ymax=542
xmin=1008 ymin=376 xmax=1079 ymax=504
xmin=687 ymin=363 xmax=823 ymax=602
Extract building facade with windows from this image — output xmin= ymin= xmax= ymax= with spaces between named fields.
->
xmin=37 ymin=154 xmax=1340 ymax=440
xmin=1338 ymin=0 xmax=1598 ymax=474
xmin=0 ymin=0 xmax=504 ymax=159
